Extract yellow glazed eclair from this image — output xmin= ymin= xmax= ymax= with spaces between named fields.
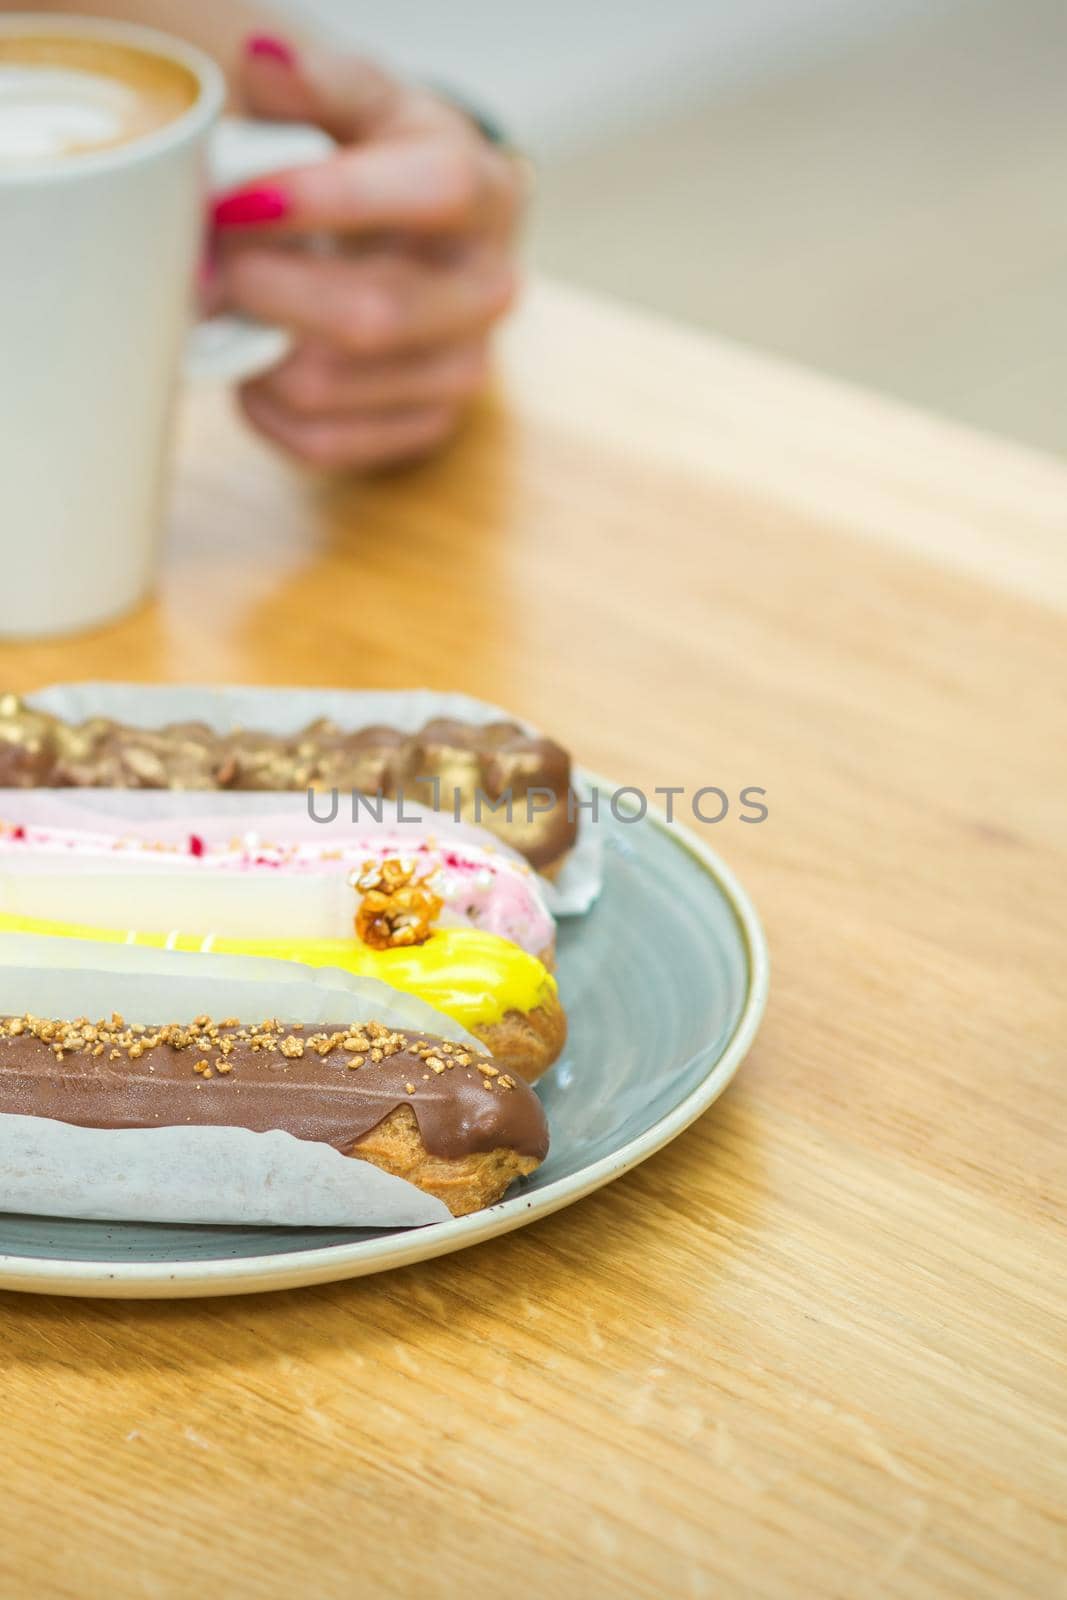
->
xmin=0 ymin=911 xmax=566 ymax=1082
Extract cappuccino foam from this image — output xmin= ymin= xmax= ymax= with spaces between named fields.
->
xmin=0 ymin=34 xmax=198 ymax=169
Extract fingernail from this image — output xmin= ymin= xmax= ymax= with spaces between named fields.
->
xmin=245 ymin=33 xmax=297 ymax=67
xmin=213 ymin=186 xmax=290 ymax=228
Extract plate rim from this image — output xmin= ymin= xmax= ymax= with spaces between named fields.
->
xmin=0 ymin=779 xmax=770 ymax=1297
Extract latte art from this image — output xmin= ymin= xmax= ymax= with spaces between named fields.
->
xmin=0 ymin=66 xmax=141 ymax=164
xmin=0 ymin=34 xmax=198 ymax=168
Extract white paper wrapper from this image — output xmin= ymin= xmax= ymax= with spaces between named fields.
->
xmin=0 ymin=1119 xmax=449 ymax=1228
xmin=0 ymin=934 xmax=493 ymax=1227
xmin=21 ymin=682 xmax=603 ymax=915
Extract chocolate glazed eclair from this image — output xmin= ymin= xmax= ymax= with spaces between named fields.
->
xmin=0 ymin=698 xmax=577 ymax=873
xmin=0 ymin=1014 xmax=549 ymax=1217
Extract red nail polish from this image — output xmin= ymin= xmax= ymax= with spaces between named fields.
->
xmin=212 ymin=186 xmax=290 ymax=228
xmin=246 ymin=33 xmax=297 ymax=67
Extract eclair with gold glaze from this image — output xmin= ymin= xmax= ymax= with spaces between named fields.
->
xmin=0 ymin=696 xmax=577 ymax=873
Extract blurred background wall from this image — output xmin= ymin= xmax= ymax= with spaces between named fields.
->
xmin=288 ymin=0 xmax=1066 ymax=454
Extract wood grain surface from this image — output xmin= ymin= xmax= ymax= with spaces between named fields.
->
xmin=0 ymin=281 xmax=1064 ymax=1600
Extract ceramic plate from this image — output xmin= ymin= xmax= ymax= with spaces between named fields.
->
xmin=0 ymin=783 xmax=768 ymax=1297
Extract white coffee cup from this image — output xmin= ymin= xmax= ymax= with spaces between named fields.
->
xmin=0 ymin=15 xmax=331 ymax=639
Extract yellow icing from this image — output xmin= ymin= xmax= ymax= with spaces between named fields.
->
xmin=0 ymin=913 xmax=555 ymax=1030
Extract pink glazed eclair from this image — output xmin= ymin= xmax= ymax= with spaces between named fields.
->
xmin=0 ymin=821 xmax=556 ymax=961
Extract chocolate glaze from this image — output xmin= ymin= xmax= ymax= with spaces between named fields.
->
xmin=0 ymin=1019 xmax=549 ymax=1163
xmin=0 ymin=697 xmax=576 ymax=868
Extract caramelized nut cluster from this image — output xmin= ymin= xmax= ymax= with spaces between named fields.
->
xmin=352 ymin=856 xmax=443 ymax=950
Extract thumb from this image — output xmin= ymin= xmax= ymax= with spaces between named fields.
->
xmin=239 ymin=33 xmax=400 ymax=143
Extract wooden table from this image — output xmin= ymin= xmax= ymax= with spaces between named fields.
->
xmin=1 ymin=281 xmax=1064 ymax=1600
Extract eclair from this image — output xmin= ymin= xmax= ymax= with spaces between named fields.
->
xmin=0 ymin=1013 xmax=549 ymax=1217
xmin=0 ymin=696 xmax=577 ymax=873
xmin=0 ymin=819 xmax=556 ymax=959
xmin=0 ymin=909 xmax=567 ymax=1082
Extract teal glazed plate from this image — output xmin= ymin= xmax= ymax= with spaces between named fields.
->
xmin=0 ymin=782 xmax=769 ymax=1297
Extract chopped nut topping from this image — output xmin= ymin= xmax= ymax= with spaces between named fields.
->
xmin=0 ymin=1018 xmax=510 ymax=1115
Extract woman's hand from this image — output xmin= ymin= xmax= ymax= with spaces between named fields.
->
xmin=212 ymin=35 xmax=525 ymax=471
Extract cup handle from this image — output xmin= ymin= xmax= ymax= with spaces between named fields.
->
xmin=184 ymin=115 xmax=335 ymax=384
